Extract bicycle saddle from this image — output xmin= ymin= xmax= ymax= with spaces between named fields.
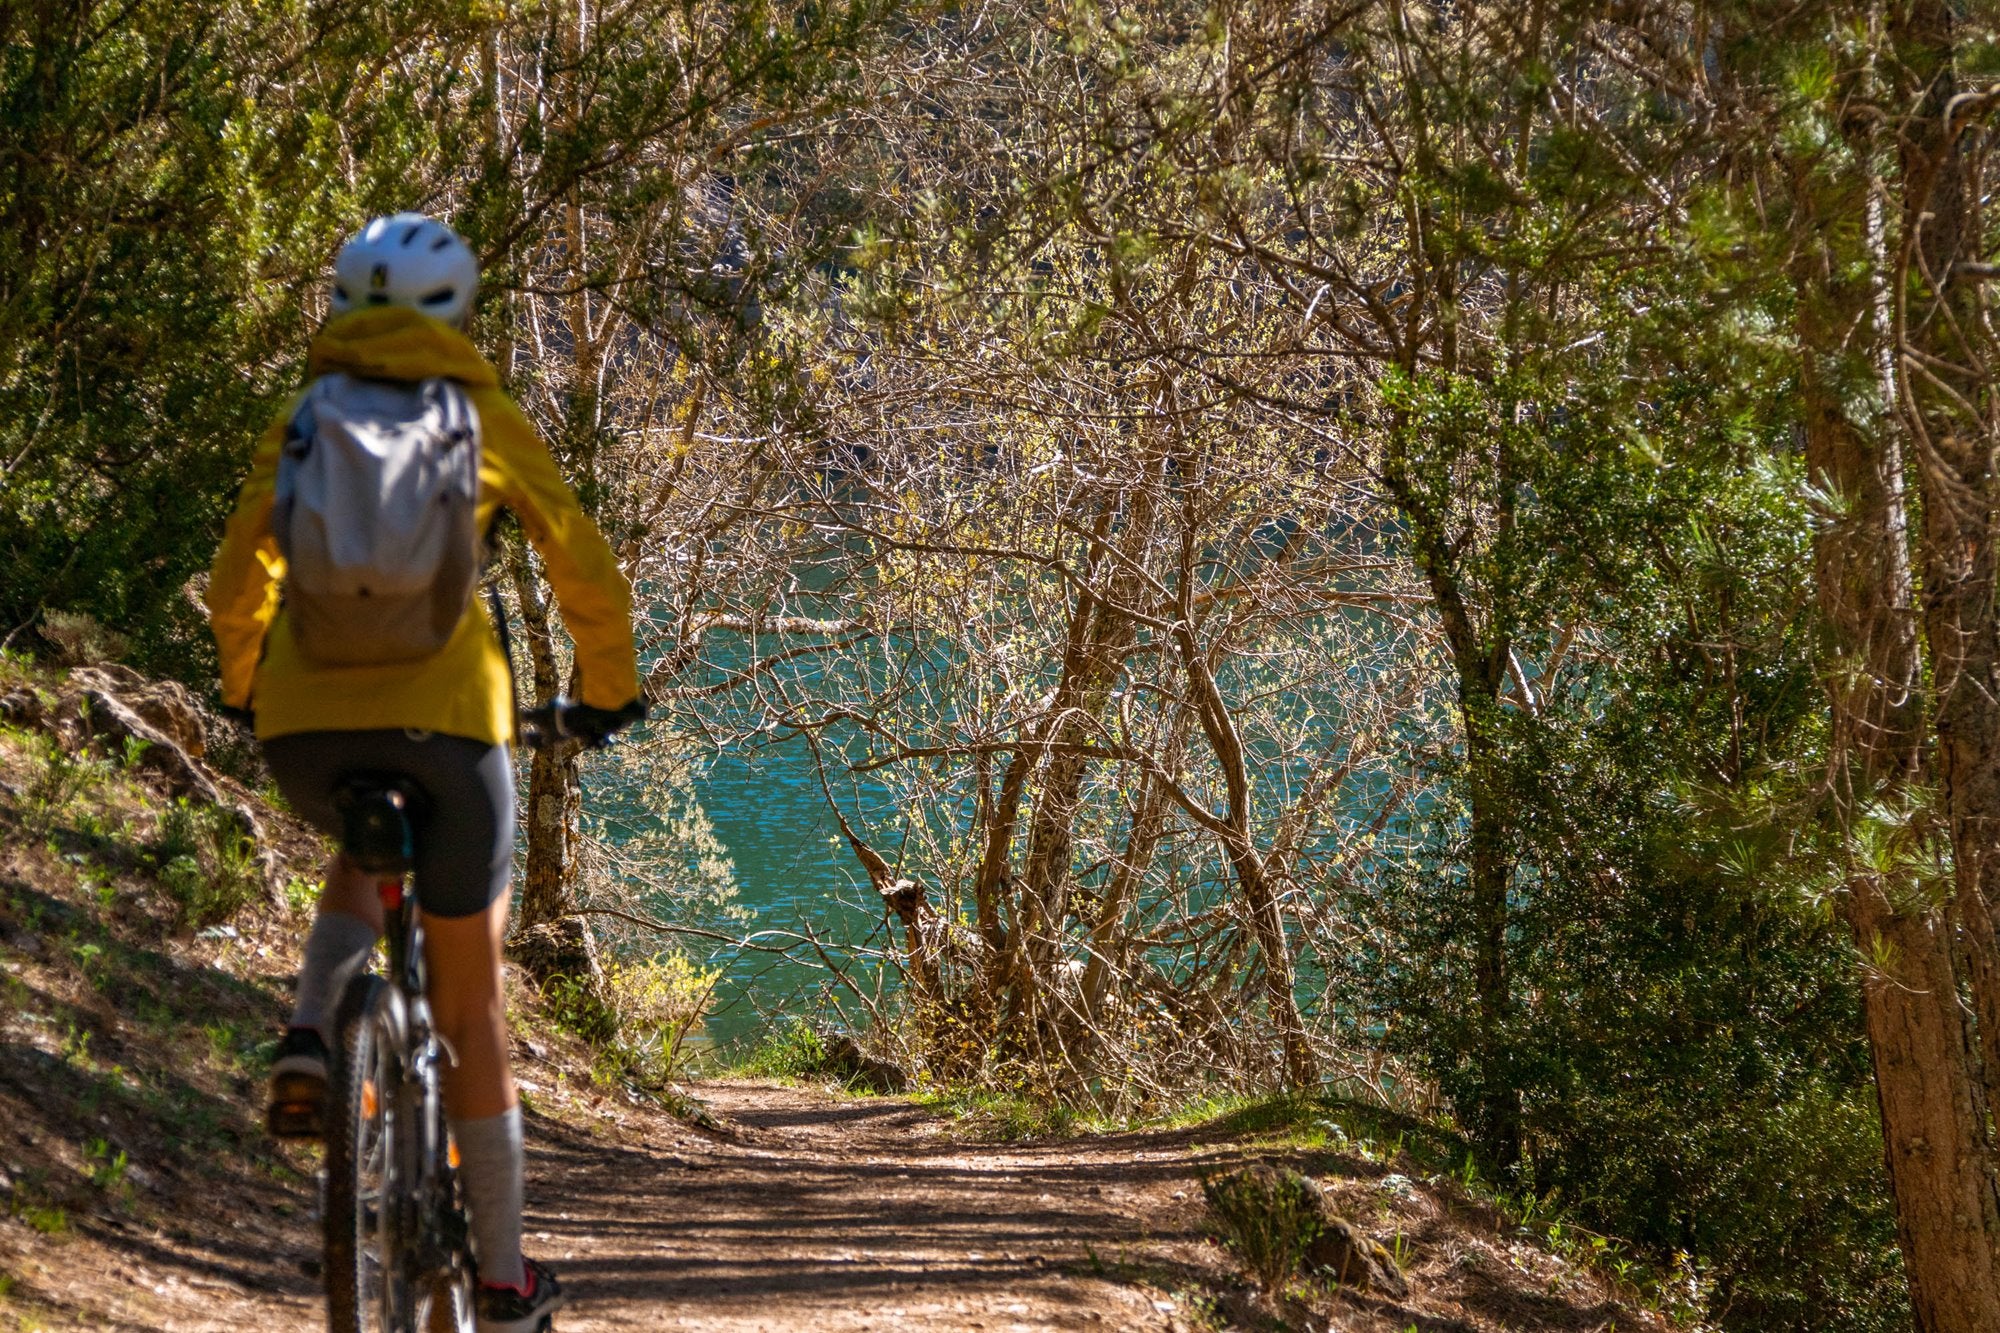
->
xmin=332 ymin=774 xmax=428 ymax=876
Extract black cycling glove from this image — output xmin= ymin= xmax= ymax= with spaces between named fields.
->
xmin=560 ymin=697 xmax=647 ymax=746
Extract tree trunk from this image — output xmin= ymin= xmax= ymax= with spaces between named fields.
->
xmin=1013 ymin=509 xmax=1112 ymax=1009
xmin=1895 ymin=0 xmax=2000 ymax=1137
xmin=882 ymin=878 xmax=941 ymax=1009
xmin=506 ymin=0 xmax=610 ymax=994
xmin=971 ymin=746 xmax=1027 ymax=991
xmin=1018 ymin=486 xmax=1153 ymax=1033
xmin=1381 ymin=440 xmax=1521 ymax=1169
xmin=507 ymin=548 xmax=600 ymax=987
xmin=1463 ymin=716 xmax=1521 ymax=1172
xmin=1171 ymin=499 xmax=1316 ymax=1089
xmin=1796 ymin=151 xmax=2000 ymax=1325
xmin=1080 ymin=740 xmax=1179 ymax=1024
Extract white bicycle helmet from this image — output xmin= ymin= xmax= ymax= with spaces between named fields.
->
xmin=330 ymin=213 xmax=479 ymax=326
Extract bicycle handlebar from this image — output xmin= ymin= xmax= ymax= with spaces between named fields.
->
xmin=517 ymin=696 xmax=645 ymax=751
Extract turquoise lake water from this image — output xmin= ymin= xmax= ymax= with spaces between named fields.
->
xmin=591 ymin=570 xmax=1389 ymax=1049
xmin=534 ymin=724 xmax=891 ymax=1047
xmin=677 ymin=738 xmax=890 ymax=1045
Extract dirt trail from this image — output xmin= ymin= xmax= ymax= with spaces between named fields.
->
xmin=2 ymin=1056 xmax=1669 ymax=1333
xmin=0 ymin=1072 xmax=1217 ymax=1332
xmin=534 ymin=1079 xmax=1204 ymax=1332
xmin=506 ymin=1073 xmax=1659 ymax=1333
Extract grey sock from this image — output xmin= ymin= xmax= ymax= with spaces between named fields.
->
xmin=452 ymin=1106 xmax=526 ymax=1289
xmin=290 ymin=911 xmax=379 ymax=1037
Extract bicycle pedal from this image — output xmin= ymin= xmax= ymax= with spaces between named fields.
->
xmin=267 ymin=1100 xmax=325 ymax=1140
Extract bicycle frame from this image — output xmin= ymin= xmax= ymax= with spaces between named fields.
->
xmin=374 ymin=873 xmax=466 ymax=1278
xmin=325 ymin=777 xmax=475 ymax=1333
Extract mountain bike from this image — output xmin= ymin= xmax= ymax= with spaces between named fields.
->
xmin=320 ymin=700 xmax=599 ymax=1333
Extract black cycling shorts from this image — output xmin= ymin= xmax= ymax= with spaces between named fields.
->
xmin=261 ymin=729 xmax=515 ymax=919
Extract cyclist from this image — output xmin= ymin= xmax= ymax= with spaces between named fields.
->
xmin=206 ymin=212 xmax=644 ymax=1333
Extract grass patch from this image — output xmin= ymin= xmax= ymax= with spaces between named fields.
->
xmin=150 ymin=798 xmax=261 ymax=929
xmin=5 ymin=1169 xmax=71 ymax=1238
xmin=1170 ymin=1092 xmax=1717 ymax=1327
xmin=1199 ymin=1164 xmax=1328 ymax=1292
xmin=16 ymin=1202 xmax=68 ymax=1236
xmin=731 ymin=1018 xmax=829 ymax=1082
xmin=1176 ymin=1090 xmax=1466 ymax=1171
xmin=14 ymin=731 xmax=111 ymax=839
xmin=907 ymin=1083 xmax=1101 ymax=1139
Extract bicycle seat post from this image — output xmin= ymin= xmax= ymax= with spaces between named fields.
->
xmin=333 ymin=775 xmax=427 ymax=986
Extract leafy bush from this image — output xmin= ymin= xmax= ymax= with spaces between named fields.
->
xmin=603 ymin=953 xmax=718 ymax=1086
xmin=538 ymin=955 xmax=718 ymax=1089
xmin=1199 ymin=1164 xmax=1326 ymax=1292
xmin=37 ymin=610 xmax=129 ymax=667
xmin=539 ymin=973 xmax=618 ymax=1047
xmin=740 ymin=1019 xmax=830 ymax=1080
xmin=150 ymin=798 xmax=261 ymax=929
xmin=202 ymin=712 xmax=271 ymax=792
xmin=1344 ymin=708 xmax=1902 ymax=1331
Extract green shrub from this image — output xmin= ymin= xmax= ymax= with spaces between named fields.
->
xmin=281 ymin=876 xmax=321 ymax=917
xmin=150 ymin=799 xmax=261 ymax=929
xmin=740 ymin=1019 xmax=829 ymax=1080
xmin=1199 ymin=1164 xmax=1325 ymax=1292
xmin=1344 ymin=739 xmax=1904 ymax=1331
xmin=202 ymin=712 xmax=270 ymax=791
xmin=37 ymin=610 xmax=129 ymax=667
xmin=604 ymin=953 xmax=718 ymax=1086
xmin=539 ymin=972 xmax=618 ymax=1046
xmin=15 ymin=731 xmax=106 ymax=835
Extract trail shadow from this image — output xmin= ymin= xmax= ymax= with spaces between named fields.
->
xmin=0 ymin=877 xmax=316 ymax=1308
xmin=519 ymin=1087 xmax=1657 ymax=1333
xmin=722 ymin=1097 xmax=926 ymax=1133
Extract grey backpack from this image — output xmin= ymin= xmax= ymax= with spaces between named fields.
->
xmin=272 ymin=373 xmax=482 ymax=667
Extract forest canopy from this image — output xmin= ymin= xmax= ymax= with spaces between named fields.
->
xmin=13 ymin=1 xmax=2000 ymax=1328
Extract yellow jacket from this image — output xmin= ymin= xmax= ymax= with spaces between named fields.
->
xmin=207 ymin=308 xmax=639 ymax=744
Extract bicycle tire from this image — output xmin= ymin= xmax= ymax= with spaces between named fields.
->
xmin=325 ymin=974 xmax=409 ymax=1332
xmin=420 ymin=1266 xmax=475 ymax=1333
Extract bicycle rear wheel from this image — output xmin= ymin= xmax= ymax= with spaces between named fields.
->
xmin=419 ymin=1266 xmax=475 ymax=1333
xmin=325 ymin=974 xmax=412 ymax=1331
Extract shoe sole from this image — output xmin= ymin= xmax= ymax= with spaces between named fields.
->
xmin=474 ymin=1313 xmax=560 ymax=1333
xmin=476 ymin=1289 xmax=566 ymax=1333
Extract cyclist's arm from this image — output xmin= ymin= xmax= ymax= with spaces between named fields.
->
xmin=206 ymin=415 xmax=289 ymax=710
xmin=479 ymin=393 xmax=641 ymax=710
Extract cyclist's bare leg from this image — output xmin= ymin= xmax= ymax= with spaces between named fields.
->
xmin=291 ymin=852 xmax=383 ymax=1036
xmin=422 ymin=895 xmax=532 ymax=1294
xmin=269 ymin=854 xmax=382 ymax=1135
xmin=318 ymin=851 xmax=386 ymax=930
xmin=421 ymin=895 xmax=515 ymax=1118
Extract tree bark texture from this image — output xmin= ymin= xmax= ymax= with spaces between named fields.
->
xmin=1018 ymin=485 xmax=1155 ymax=1031
xmin=1079 ymin=718 xmax=1184 ymax=1026
xmin=1171 ymin=488 xmax=1317 ymax=1090
xmin=1797 ymin=162 xmax=2000 ymax=1325
xmin=508 ymin=549 xmax=600 ymax=986
xmin=1894 ymin=0 xmax=2000 ymax=1142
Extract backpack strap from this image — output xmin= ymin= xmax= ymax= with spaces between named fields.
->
xmin=285 ymin=374 xmax=343 ymax=452
xmin=423 ymin=377 xmax=479 ymax=453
